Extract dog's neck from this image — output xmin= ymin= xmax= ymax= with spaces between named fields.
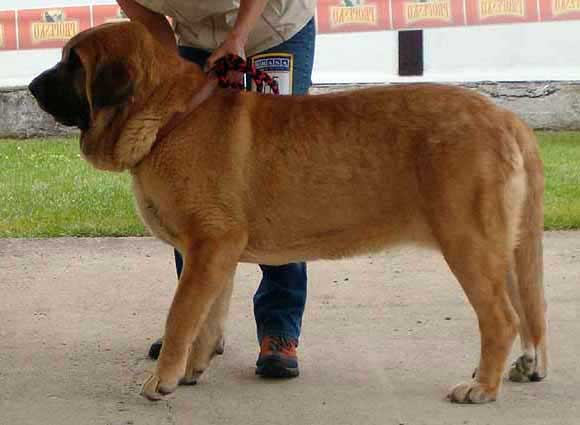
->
xmin=155 ymin=78 xmax=218 ymax=143
xmin=81 ymin=68 xmax=214 ymax=172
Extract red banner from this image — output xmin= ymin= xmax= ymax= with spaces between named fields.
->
xmin=18 ymin=7 xmax=90 ymax=49
xmin=0 ymin=10 xmax=18 ymax=50
xmin=465 ymin=0 xmax=539 ymax=25
xmin=92 ymin=4 xmax=129 ymax=27
xmin=316 ymin=0 xmax=390 ymax=33
xmin=0 ymin=2 xmax=579 ymax=49
xmin=540 ymin=0 xmax=580 ymax=20
xmin=392 ymin=0 xmax=465 ymax=29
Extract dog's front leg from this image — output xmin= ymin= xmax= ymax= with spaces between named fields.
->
xmin=180 ymin=276 xmax=234 ymax=385
xmin=141 ymin=230 xmax=247 ymax=401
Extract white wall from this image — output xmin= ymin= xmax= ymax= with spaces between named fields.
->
xmin=423 ymin=21 xmax=580 ymax=83
xmin=1 ymin=0 xmax=579 ymax=87
xmin=313 ymin=20 xmax=580 ymax=84
xmin=314 ymin=31 xmax=398 ymax=84
xmin=0 ymin=49 xmax=63 ymax=87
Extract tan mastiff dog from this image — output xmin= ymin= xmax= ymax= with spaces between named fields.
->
xmin=29 ymin=22 xmax=547 ymax=403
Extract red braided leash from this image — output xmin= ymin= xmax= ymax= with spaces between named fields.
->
xmin=211 ymin=54 xmax=280 ymax=95
xmin=157 ymin=54 xmax=279 ymax=142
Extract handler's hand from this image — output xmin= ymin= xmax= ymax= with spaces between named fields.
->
xmin=205 ymin=34 xmax=246 ymax=86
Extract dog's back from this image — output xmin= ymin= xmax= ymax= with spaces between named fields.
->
xmin=206 ymin=85 xmax=536 ymax=263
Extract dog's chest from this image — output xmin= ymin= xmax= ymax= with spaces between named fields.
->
xmin=130 ymin=173 xmax=182 ymax=249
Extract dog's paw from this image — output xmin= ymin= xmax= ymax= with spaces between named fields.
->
xmin=180 ymin=335 xmax=224 ymax=386
xmin=447 ymin=382 xmax=497 ymax=404
xmin=179 ymin=368 xmax=204 ymax=386
xmin=509 ymin=354 xmax=545 ymax=383
xmin=141 ymin=373 xmax=178 ymax=401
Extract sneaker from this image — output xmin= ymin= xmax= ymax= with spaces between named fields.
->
xmin=255 ymin=336 xmax=300 ymax=378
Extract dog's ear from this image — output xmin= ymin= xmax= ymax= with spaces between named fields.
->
xmin=91 ymin=60 xmax=134 ymax=110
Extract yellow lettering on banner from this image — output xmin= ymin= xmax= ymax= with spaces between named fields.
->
xmin=553 ymin=0 xmax=580 ymax=15
xmin=330 ymin=5 xmax=377 ymax=26
xmin=0 ymin=24 xmax=4 ymax=48
xmin=105 ymin=17 xmax=129 ymax=23
xmin=479 ymin=0 xmax=525 ymax=18
xmin=31 ymin=21 xmax=79 ymax=43
xmin=405 ymin=1 xmax=451 ymax=24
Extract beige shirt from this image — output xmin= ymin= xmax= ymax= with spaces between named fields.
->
xmin=135 ymin=0 xmax=316 ymax=56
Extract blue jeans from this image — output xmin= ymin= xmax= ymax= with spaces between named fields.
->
xmin=175 ymin=18 xmax=315 ymax=342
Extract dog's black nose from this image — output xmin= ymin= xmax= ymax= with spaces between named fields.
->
xmin=28 ymin=76 xmax=42 ymax=99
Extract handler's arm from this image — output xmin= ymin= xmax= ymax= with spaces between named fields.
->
xmin=117 ymin=0 xmax=177 ymax=52
xmin=205 ymin=0 xmax=270 ymax=69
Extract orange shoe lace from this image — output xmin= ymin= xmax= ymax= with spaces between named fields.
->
xmin=260 ymin=336 xmax=298 ymax=358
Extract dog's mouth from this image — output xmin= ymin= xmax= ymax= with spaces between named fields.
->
xmin=53 ymin=104 xmax=91 ymax=131
xmin=55 ymin=114 xmax=87 ymax=129
xmin=76 ymin=110 xmax=91 ymax=131
xmin=29 ymin=92 xmax=91 ymax=131
xmin=52 ymin=114 xmax=90 ymax=131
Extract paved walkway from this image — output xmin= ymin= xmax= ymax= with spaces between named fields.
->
xmin=1 ymin=233 xmax=579 ymax=425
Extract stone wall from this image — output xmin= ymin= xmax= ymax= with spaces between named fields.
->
xmin=2 ymin=81 xmax=579 ymax=138
xmin=0 ymin=86 xmax=78 ymax=138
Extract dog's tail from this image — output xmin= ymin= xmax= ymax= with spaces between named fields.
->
xmin=507 ymin=120 xmax=548 ymax=382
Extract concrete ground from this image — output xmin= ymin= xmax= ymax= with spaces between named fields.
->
xmin=1 ymin=232 xmax=579 ymax=425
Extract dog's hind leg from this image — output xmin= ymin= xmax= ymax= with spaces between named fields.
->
xmin=141 ymin=229 xmax=247 ymax=401
xmin=429 ymin=169 xmax=525 ymax=403
xmin=506 ymin=153 xmax=547 ymax=383
xmin=180 ymin=277 xmax=234 ymax=385
xmin=439 ymin=236 xmax=519 ymax=404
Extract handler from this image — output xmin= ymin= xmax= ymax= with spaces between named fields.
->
xmin=117 ymin=0 xmax=316 ymax=378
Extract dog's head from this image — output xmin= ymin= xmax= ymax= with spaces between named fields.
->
xmin=28 ymin=42 xmax=92 ymax=130
xmin=29 ymin=22 xmax=205 ymax=171
xmin=28 ymin=22 xmax=149 ymax=132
